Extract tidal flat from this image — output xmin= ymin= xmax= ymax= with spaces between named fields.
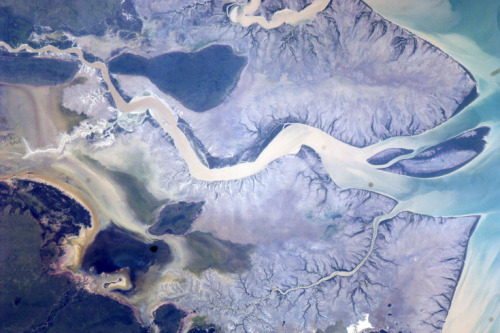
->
xmin=0 ymin=75 xmax=89 ymax=153
xmin=0 ymin=0 xmax=496 ymax=331
xmin=78 ymin=154 xmax=166 ymax=225
xmin=184 ymin=231 xmax=254 ymax=275
xmin=149 ymin=201 xmax=204 ymax=236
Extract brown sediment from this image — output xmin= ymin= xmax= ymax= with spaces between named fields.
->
xmin=0 ymin=82 xmax=85 ymax=149
xmin=78 ymin=277 xmax=147 ymax=326
xmin=100 ymin=269 xmax=133 ymax=292
xmin=0 ymin=85 xmax=41 ymax=145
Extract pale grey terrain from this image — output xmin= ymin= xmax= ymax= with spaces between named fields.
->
xmin=367 ymin=212 xmax=477 ymax=333
xmin=117 ymin=0 xmax=477 ymax=164
xmin=11 ymin=0 xmax=483 ymax=331
xmin=381 ymin=126 xmax=489 ymax=178
xmin=84 ymin=113 xmax=479 ymax=332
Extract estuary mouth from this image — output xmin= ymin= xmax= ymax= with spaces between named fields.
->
xmin=0 ymin=0 xmax=497 ymax=332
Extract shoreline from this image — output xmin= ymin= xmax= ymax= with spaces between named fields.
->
xmin=0 ymin=3 xmax=490 ymax=328
xmin=0 ymin=171 xmax=101 ymax=270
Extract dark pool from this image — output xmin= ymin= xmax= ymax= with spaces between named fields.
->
xmin=81 ymin=224 xmax=172 ymax=282
xmin=108 ymin=44 xmax=247 ymax=112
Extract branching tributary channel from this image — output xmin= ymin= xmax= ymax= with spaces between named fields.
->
xmin=0 ymin=41 xmax=440 ymax=305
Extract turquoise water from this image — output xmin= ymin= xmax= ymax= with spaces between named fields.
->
xmin=364 ymin=0 xmax=500 ymax=331
xmin=410 ymin=87 xmax=500 ymax=333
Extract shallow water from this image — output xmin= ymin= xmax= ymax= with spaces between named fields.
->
xmin=1 ymin=1 xmax=498 ymax=330
xmin=364 ymin=1 xmax=500 ymax=331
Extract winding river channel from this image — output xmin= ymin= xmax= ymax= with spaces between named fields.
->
xmin=1 ymin=1 xmax=499 ymax=330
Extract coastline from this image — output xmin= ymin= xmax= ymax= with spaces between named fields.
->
xmin=0 ymin=1 xmax=495 ymax=330
xmin=0 ymin=170 xmax=101 ymax=270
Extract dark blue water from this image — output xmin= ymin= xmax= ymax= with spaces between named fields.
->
xmin=364 ymin=1 xmax=500 ymax=331
xmin=109 ymin=45 xmax=247 ymax=112
xmin=81 ymin=225 xmax=172 ymax=283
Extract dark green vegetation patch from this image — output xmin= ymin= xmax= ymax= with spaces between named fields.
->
xmin=0 ymin=214 xmax=73 ymax=332
xmin=0 ymin=0 xmax=142 ymax=46
xmin=46 ymin=291 xmax=148 ymax=333
xmin=0 ymin=52 xmax=80 ymax=85
xmin=185 ymin=231 xmax=254 ymax=275
xmin=0 ymin=6 xmax=32 ymax=46
xmin=108 ymin=45 xmax=248 ymax=112
xmin=0 ymin=179 xmax=91 ymax=246
xmin=0 ymin=215 xmax=147 ymax=332
xmin=149 ymin=201 xmax=204 ymax=236
xmin=0 ymin=181 xmax=146 ymax=332
xmin=154 ymin=304 xmax=186 ymax=333
xmin=188 ymin=315 xmax=221 ymax=333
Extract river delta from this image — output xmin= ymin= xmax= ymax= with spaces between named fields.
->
xmin=0 ymin=0 xmax=499 ymax=332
